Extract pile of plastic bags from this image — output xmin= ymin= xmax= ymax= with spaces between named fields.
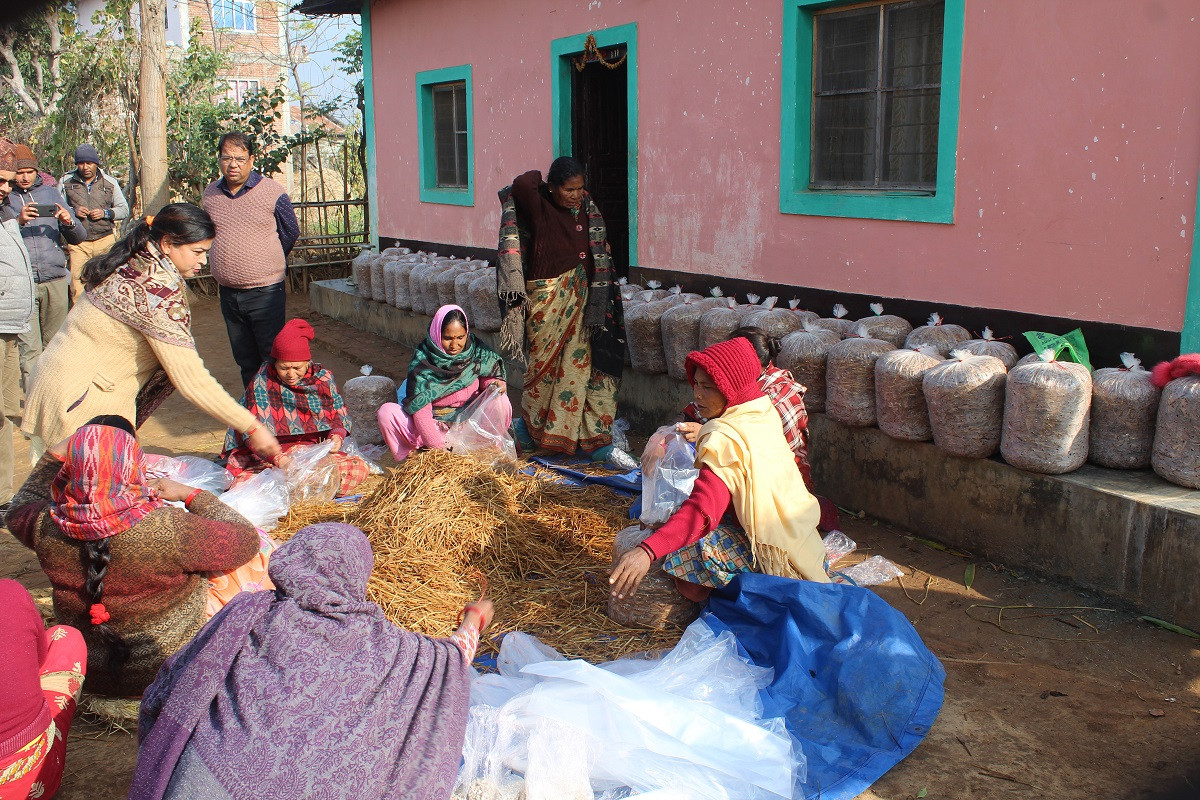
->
xmin=454 ymin=620 xmax=806 ymax=800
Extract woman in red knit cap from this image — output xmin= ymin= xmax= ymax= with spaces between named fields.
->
xmin=222 ymin=318 xmax=369 ymax=495
xmin=610 ymin=337 xmax=830 ymax=602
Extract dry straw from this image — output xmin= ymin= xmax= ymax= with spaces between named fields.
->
xmin=743 ymin=298 xmax=818 ymax=340
xmin=627 ymin=290 xmax=692 ymax=374
xmin=825 ymin=326 xmax=895 ymax=426
xmin=1089 ymin=353 xmax=1160 ymax=469
xmin=904 ymin=312 xmax=972 ymax=357
xmin=369 ymin=258 xmax=387 ymax=303
xmin=922 ymin=350 xmax=1007 ymax=458
xmin=467 ymin=269 xmax=501 ymax=332
xmin=1152 ymin=374 xmax=1200 ymax=489
xmin=392 ymin=258 xmax=418 ymax=310
xmin=608 ymin=525 xmax=701 ymax=629
xmin=435 ymin=264 xmax=467 ymax=309
xmin=661 ymin=292 xmax=728 ymax=381
xmin=698 ymin=300 xmax=745 ymax=350
xmin=343 ymin=367 xmax=396 ymax=447
xmin=874 ymin=346 xmax=942 ymax=441
xmin=777 ymin=324 xmax=841 ymax=413
xmin=272 ymin=450 xmax=682 ymax=661
xmin=813 ymin=303 xmax=857 ymax=338
xmin=1001 ymin=353 xmax=1092 ymax=474
xmin=958 ymin=327 xmax=1018 ymax=369
xmin=856 ymin=303 xmax=913 ymax=348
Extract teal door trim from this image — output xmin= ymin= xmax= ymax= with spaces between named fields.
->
xmin=550 ymin=22 xmax=639 ymax=267
xmin=1182 ymin=169 xmax=1200 ymax=353
xmin=361 ymin=0 xmax=379 ymax=247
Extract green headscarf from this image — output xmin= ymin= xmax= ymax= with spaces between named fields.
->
xmin=402 ymin=305 xmax=504 ymax=414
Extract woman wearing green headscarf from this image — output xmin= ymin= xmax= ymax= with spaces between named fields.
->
xmin=377 ymin=304 xmax=510 ymax=461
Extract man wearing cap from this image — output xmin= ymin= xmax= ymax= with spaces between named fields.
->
xmin=6 ymin=143 xmax=83 ymax=384
xmin=0 ymin=143 xmax=35 ymax=508
xmin=60 ymin=143 xmax=129 ymax=301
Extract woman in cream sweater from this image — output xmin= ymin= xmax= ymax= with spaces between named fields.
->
xmin=21 ymin=203 xmax=281 ymax=462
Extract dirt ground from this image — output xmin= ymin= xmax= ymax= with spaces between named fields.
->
xmin=2 ymin=290 xmax=1196 ymax=800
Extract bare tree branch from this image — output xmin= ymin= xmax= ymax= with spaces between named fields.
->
xmin=45 ymin=5 xmax=63 ymax=111
xmin=0 ymin=30 xmax=43 ymax=114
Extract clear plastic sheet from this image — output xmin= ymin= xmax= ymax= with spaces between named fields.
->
xmin=341 ymin=436 xmax=384 ymax=475
xmin=218 ymin=468 xmax=289 ymax=530
xmin=833 ymin=555 xmax=904 ymax=587
xmin=283 ymin=440 xmax=340 ymax=504
xmin=454 ymin=620 xmax=805 ymax=800
xmin=638 ymin=426 xmax=699 ymax=526
xmin=445 ymin=384 xmax=517 ymax=465
xmin=144 ymin=454 xmax=234 ymax=494
xmin=822 ymin=530 xmax=857 ymax=566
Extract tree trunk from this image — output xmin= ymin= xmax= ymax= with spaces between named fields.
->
xmin=138 ymin=0 xmax=170 ymax=213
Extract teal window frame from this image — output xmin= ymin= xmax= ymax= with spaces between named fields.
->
xmin=416 ymin=65 xmax=474 ymax=206
xmin=550 ymin=23 xmax=639 ymax=266
xmin=780 ymin=0 xmax=964 ymax=224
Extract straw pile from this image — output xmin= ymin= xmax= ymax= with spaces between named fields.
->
xmin=272 ymin=450 xmax=681 ymax=660
xmin=1152 ymin=375 xmax=1200 ymax=489
xmin=1001 ymin=358 xmax=1092 ymax=474
xmin=874 ymin=347 xmax=942 ymax=441
xmin=922 ymin=352 xmax=1007 ymax=458
xmin=1089 ymin=355 xmax=1160 ymax=469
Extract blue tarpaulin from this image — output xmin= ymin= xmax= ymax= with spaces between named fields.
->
xmin=704 ymin=574 xmax=945 ymax=800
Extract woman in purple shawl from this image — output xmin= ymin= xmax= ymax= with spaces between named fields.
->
xmin=129 ymin=523 xmax=493 ymax=800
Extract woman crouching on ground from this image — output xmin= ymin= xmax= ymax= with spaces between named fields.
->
xmin=377 ymin=304 xmax=511 ymax=461
xmin=5 ymin=417 xmax=268 ymax=697
xmin=610 ymin=338 xmax=830 ymax=603
xmin=130 ymin=523 xmax=494 ymax=800
xmin=222 ymin=318 xmax=369 ymax=495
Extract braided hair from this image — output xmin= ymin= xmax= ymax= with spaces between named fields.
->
xmin=83 ymin=538 xmax=130 ymax=674
xmin=729 ymin=325 xmax=781 ymax=368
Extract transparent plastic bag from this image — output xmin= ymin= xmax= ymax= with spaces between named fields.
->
xmin=341 ymin=435 xmax=384 ymax=475
xmin=612 ymin=418 xmax=631 ymax=455
xmin=445 ymin=384 xmax=517 ymax=465
xmin=219 ymin=468 xmax=290 ymax=530
xmin=524 ymin=720 xmax=592 ymax=800
xmin=458 ymin=620 xmax=805 ymax=800
xmin=144 ymin=454 xmax=234 ymax=494
xmin=822 ymin=530 xmax=857 ymax=566
xmin=639 ymin=426 xmax=699 ymax=525
xmin=833 ymin=555 xmax=904 ymax=587
xmin=284 ymin=440 xmax=340 ymax=503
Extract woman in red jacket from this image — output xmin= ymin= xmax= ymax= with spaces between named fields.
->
xmin=610 ymin=338 xmax=830 ymax=603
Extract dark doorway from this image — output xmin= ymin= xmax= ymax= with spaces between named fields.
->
xmin=571 ymin=55 xmax=630 ymax=276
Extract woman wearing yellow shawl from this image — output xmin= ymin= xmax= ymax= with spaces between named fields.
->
xmin=610 ymin=337 xmax=829 ymax=602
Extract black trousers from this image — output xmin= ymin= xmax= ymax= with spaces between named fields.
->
xmin=218 ymin=282 xmax=287 ymax=386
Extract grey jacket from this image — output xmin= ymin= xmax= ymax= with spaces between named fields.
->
xmin=58 ymin=169 xmax=130 ymax=241
xmin=6 ymin=176 xmax=85 ymax=283
xmin=0 ymin=209 xmax=35 ymax=335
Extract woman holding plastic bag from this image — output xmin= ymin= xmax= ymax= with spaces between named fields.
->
xmin=5 ymin=418 xmax=269 ymax=698
xmin=130 ymin=523 xmax=495 ymax=800
xmin=677 ymin=326 xmax=839 ymax=532
xmin=222 ymin=318 xmax=369 ymax=496
xmin=377 ymin=304 xmax=512 ymax=462
xmin=611 ymin=338 xmax=829 ymax=604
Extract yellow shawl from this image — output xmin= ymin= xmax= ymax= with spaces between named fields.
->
xmin=697 ymin=395 xmax=829 ymax=583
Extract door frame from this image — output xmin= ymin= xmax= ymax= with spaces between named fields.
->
xmin=550 ymin=22 xmax=639 ymax=268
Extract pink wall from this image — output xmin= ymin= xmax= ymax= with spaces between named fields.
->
xmin=369 ymin=0 xmax=1200 ymax=332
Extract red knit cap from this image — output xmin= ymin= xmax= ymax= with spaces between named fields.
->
xmin=12 ymin=144 xmax=37 ymax=172
xmin=271 ymin=318 xmax=315 ymax=361
xmin=685 ymin=337 xmax=765 ymax=408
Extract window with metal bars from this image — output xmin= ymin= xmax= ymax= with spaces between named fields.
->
xmin=812 ymin=0 xmax=944 ymax=191
xmin=432 ymin=81 xmax=468 ymax=189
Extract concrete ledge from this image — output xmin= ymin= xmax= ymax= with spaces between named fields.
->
xmin=312 ymin=278 xmax=1200 ymax=630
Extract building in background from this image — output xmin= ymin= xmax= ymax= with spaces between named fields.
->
xmin=297 ymin=0 xmax=1200 ymax=364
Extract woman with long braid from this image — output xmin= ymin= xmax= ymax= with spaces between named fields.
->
xmin=6 ymin=417 xmax=267 ymax=697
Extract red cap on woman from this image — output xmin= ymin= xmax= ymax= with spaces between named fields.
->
xmin=684 ymin=337 xmax=766 ymax=408
xmin=271 ymin=319 xmax=315 ymax=361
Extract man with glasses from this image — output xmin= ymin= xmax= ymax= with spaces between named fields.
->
xmin=202 ymin=131 xmax=300 ymax=386
xmin=0 ymin=142 xmax=35 ymax=510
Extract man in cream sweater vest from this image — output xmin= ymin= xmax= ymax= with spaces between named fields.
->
xmin=202 ymin=131 xmax=300 ymax=386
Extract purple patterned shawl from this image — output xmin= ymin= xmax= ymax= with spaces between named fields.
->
xmin=130 ymin=523 xmax=471 ymax=800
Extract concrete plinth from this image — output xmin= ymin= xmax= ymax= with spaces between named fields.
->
xmin=312 ymin=278 xmax=1200 ymax=630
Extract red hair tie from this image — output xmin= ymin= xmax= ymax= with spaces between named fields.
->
xmin=89 ymin=603 xmax=111 ymax=625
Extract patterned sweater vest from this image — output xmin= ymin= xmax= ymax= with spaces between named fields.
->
xmin=203 ymin=176 xmax=287 ymax=289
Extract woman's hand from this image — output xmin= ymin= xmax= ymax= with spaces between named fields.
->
xmin=148 ymin=477 xmax=194 ymax=503
xmin=328 ymin=433 xmax=343 ymax=452
xmin=675 ymin=421 xmax=702 ymax=443
xmin=609 ymin=547 xmax=653 ymax=599
xmin=461 ymin=599 xmax=495 ymax=632
xmin=247 ymin=426 xmax=282 ymax=463
xmin=490 ymin=380 xmax=507 ymax=395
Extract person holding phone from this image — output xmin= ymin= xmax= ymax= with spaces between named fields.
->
xmin=6 ymin=143 xmax=83 ymax=385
